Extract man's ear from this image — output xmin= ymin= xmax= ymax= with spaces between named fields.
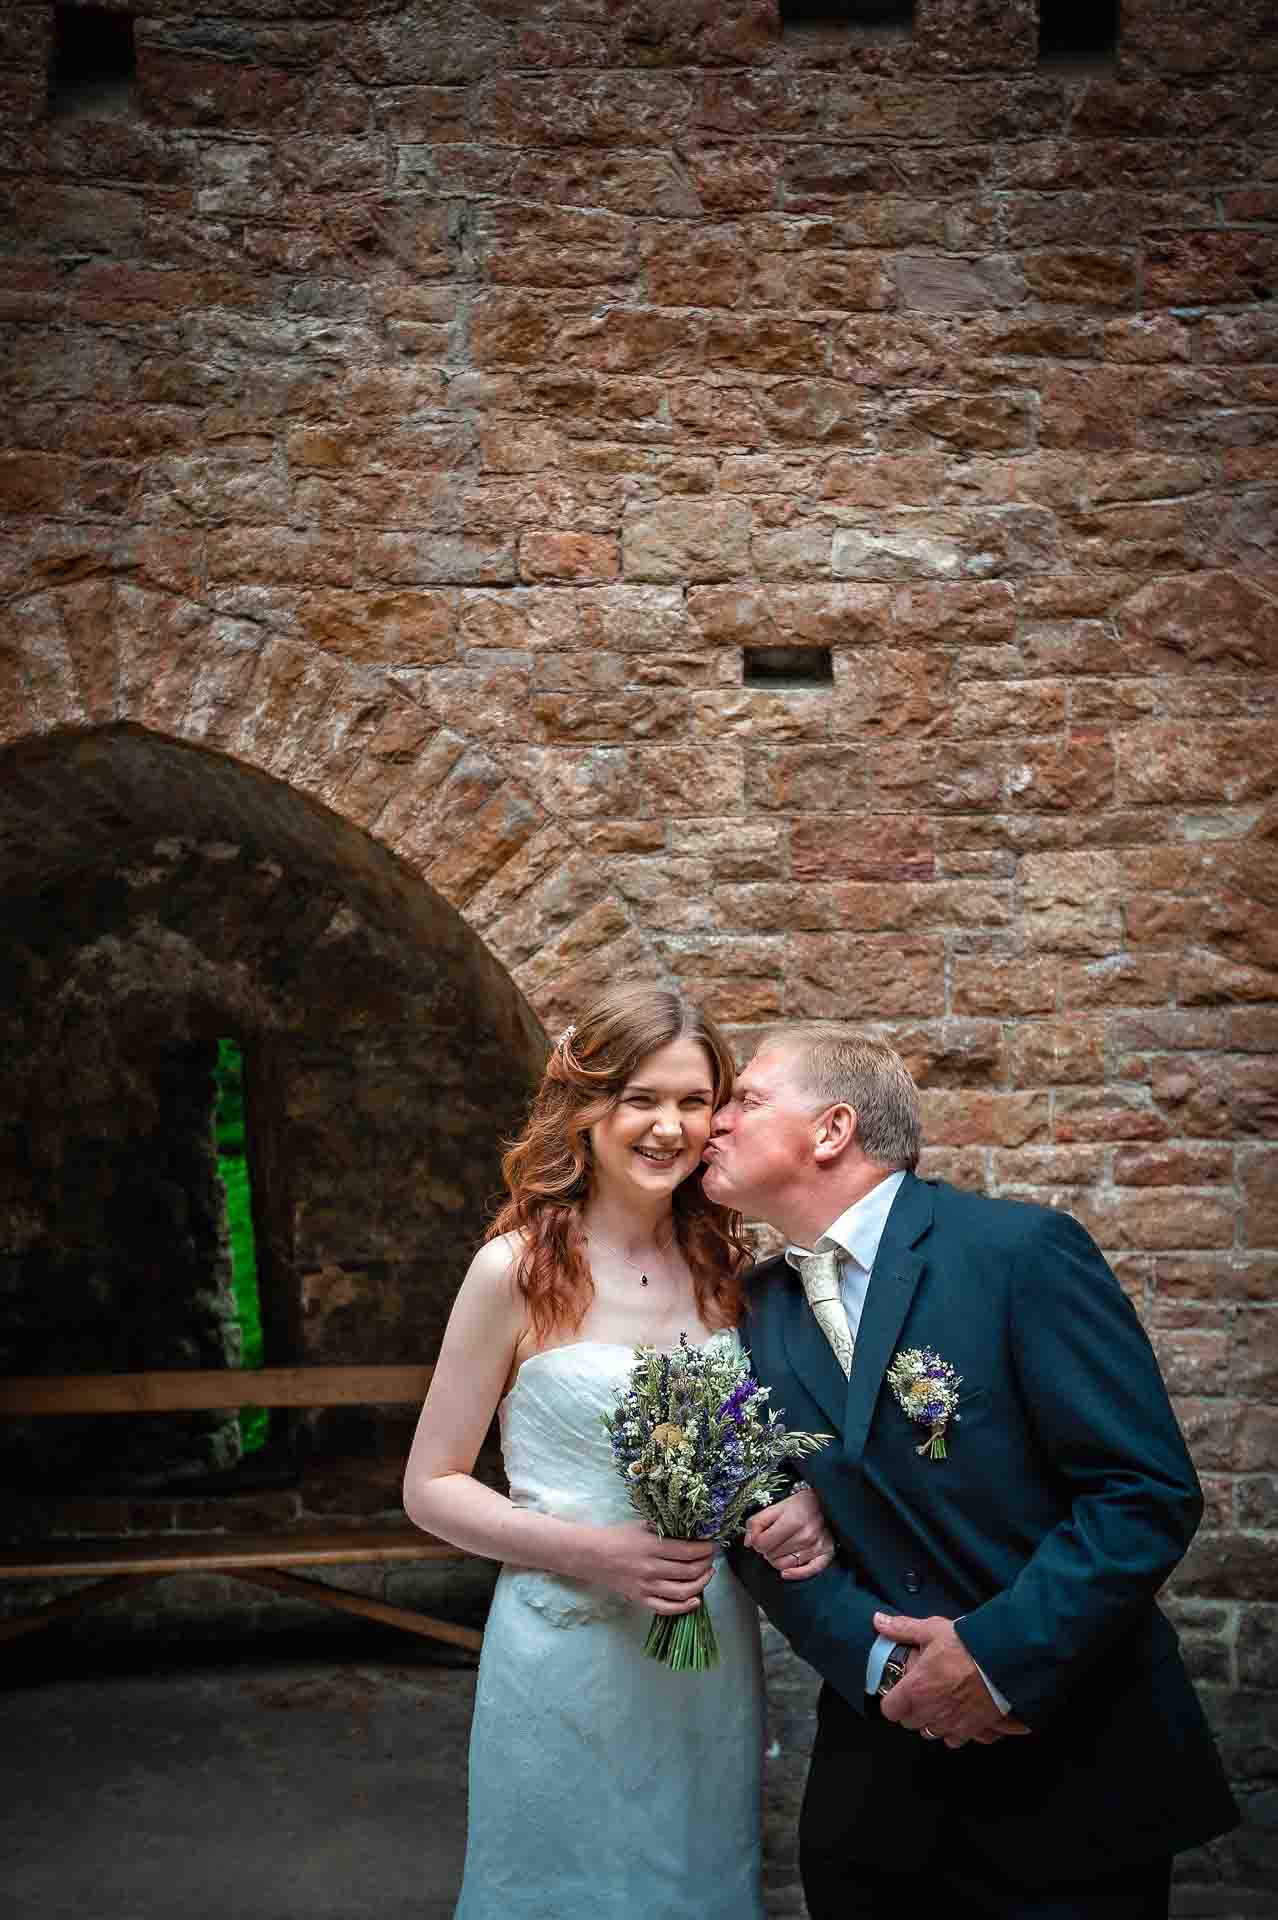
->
xmin=812 ymin=1103 xmax=857 ymax=1163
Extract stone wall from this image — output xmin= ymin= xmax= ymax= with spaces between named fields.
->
xmin=1 ymin=2 xmax=1275 ymax=1912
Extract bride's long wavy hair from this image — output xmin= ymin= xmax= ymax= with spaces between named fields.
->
xmin=487 ymin=985 xmax=751 ymax=1340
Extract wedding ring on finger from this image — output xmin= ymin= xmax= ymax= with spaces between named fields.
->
xmin=921 ymin=1726 xmax=938 ymax=1740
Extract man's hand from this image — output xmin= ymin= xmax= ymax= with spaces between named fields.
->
xmin=873 ymin=1610 xmax=1032 ymax=1748
xmin=743 ymin=1483 xmax=836 ymax=1581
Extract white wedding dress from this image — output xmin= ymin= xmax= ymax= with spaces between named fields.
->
xmin=454 ymin=1334 xmax=766 ymax=1920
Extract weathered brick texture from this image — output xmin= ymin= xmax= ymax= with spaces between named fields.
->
xmin=1 ymin=1 xmax=1275 ymax=1909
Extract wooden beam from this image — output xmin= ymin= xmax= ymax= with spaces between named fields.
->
xmin=232 ymin=1568 xmax=483 ymax=1654
xmin=0 ymin=1364 xmax=434 ymax=1417
xmin=0 ymin=1527 xmax=463 ymax=1581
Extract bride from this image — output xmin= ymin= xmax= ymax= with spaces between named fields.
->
xmin=403 ymin=985 xmax=834 ymax=1919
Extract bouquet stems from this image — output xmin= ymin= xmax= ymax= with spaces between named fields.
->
xmin=643 ymin=1597 xmax=720 ymax=1672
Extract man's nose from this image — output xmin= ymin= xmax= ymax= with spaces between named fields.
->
xmin=710 ymin=1106 xmax=732 ymax=1137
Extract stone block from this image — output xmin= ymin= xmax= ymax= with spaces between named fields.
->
xmin=1020 ymin=851 xmax=1123 ymax=955
xmin=789 ymin=935 xmax=945 ymax=1020
xmin=744 ymin=747 xmax=867 ymax=817
xmin=1075 ymin=1190 xmax=1237 ymax=1257
xmin=751 ymin=252 xmax=895 ymax=314
xmin=891 ymin=1019 xmax=1006 ymax=1088
xmin=361 ymin=534 xmax=517 ymax=587
xmin=5 ymin=181 xmax=144 ymax=256
xmin=528 ymin=691 xmax=685 ymax=744
xmin=469 ymin=290 xmax=560 ymax=369
xmin=950 ymin=680 xmax=1066 ymax=736
xmin=642 ymin=226 xmax=749 ymax=307
xmin=833 ymin=521 xmax=969 ymax=582
xmin=561 ymin=306 xmax=704 ymax=375
xmin=1009 ymin=1018 xmax=1106 ymax=1086
xmin=992 ymin=1145 xmax=1105 ymax=1187
xmin=622 ymin=499 xmax=751 ymax=583
xmin=920 ymin=1090 xmax=1050 ymax=1149
xmin=1145 ymin=229 xmax=1278 ymax=308
xmin=1054 ymin=1088 xmax=1171 ymax=1144
xmin=916 ymin=1147 xmax=989 ymax=1190
xmin=1021 ymin=246 xmax=1139 ymax=309
xmin=297 ymin=589 xmax=457 ymax=666
xmin=893 ymin=253 xmax=1026 ymax=312
xmin=704 ymin=315 xmax=828 ymax=375
xmin=1005 ymin=734 xmax=1116 ymax=813
xmin=952 ymin=951 xmax=1059 ymax=1016
xmin=1118 ymin=723 xmax=1278 ymax=808
xmin=520 ymin=533 xmax=620 ymax=584
xmin=1059 ymin=953 xmax=1178 ymax=1010
xmin=476 ymin=200 xmax=636 ymax=290
xmin=791 ymin=814 xmax=934 ymax=883
xmin=1114 ymin=1145 xmax=1235 ymax=1188
xmin=1151 ymin=1057 xmax=1278 ymax=1141
xmin=461 ymin=588 xmax=578 ymax=653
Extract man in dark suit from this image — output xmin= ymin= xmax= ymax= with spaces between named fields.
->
xmin=702 ymin=1025 xmax=1238 ymax=1920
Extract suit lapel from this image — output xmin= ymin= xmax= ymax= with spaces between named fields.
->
xmin=842 ymin=1173 xmax=934 ymax=1465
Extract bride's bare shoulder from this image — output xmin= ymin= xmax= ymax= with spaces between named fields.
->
xmin=463 ymin=1230 xmax=529 ymax=1299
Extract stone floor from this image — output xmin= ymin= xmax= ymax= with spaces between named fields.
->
xmin=2 ymin=1617 xmax=1267 ymax=1920
xmin=0 ymin=1627 xmax=478 ymax=1920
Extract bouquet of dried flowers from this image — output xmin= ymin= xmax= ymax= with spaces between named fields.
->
xmin=603 ymin=1334 xmax=831 ymax=1672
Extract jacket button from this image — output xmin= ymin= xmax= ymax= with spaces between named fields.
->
xmin=903 ymin=1570 xmax=922 ymax=1594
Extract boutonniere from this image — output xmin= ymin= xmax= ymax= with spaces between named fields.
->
xmin=885 ymin=1348 xmax=962 ymax=1460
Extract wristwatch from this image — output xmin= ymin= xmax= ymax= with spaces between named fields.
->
xmin=876 ymin=1644 xmax=912 ymax=1697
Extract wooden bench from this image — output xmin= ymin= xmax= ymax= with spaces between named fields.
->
xmin=0 ymin=1364 xmax=482 ymax=1654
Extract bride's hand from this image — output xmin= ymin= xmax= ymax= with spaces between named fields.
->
xmin=588 ymin=1520 xmax=717 ymax=1614
xmin=743 ymin=1484 xmax=835 ymax=1581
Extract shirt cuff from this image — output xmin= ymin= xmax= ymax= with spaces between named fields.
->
xmin=972 ymin=1656 xmax=1012 ymax=1715
xmin=865 ymin=1632 xmax=896 ymax=1696
xmin=954 ymin=1612 xmax=1012 ymax=1714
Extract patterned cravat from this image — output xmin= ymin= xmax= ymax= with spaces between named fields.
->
xmin=798 ymin=1248 xmax=854 ymax=1379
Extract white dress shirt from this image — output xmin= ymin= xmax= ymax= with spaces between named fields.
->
xmin=787 ymin=1171 xmax=1010 ymax=1713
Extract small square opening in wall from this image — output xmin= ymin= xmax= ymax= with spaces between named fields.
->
xmin=50 ymin=5 xmax=137 ymax=119
xmin=1038 ymin=0 xmax=1118 ymax=66
xmin=744 ymin=647 xmax=834 ymax=689
xmin=781 ymin=1 xmax=915 ymax=40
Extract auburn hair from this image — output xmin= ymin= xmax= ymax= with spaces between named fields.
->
xmin=487 ymin=985 xmax=750 ymax=1340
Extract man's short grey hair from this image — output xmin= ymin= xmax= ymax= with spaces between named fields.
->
xmin=756 ymin=1025 xmax=922 ymax=1171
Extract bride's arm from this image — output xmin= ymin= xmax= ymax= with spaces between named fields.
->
xmin=402 ymin=1238 xmax=716 ymax=1615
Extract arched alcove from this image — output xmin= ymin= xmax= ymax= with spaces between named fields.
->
xmin=0 ymin=723 xmax=547 ymax=1497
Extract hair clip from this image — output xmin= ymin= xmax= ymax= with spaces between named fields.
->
xmin=556 ymin=1022 xmax=577 ymax=1051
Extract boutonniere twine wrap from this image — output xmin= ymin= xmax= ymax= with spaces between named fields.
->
xmin=886 ymin=1348 xmax=962 ymax=1461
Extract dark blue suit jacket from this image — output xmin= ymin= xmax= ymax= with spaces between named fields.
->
xmin=731 ymin=1173 xmax=1238 ymax=1876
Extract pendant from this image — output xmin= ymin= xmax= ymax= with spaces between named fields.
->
xmin=640 ymin=1274 xmax=649 ymax=1287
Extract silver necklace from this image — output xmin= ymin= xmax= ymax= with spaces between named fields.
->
xmin=588 ymin=1232 xmax=672 ymax=1288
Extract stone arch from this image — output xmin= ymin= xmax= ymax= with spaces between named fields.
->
xmin=0 ymin=717 xmax=561 ymax=1489
xmin=0 ymin=579 xmax=671 ymax=1032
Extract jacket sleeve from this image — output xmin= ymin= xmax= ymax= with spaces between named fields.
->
xmin=727 ymin=1297 xmax=890 ymax=1712
xmin=954 ymin=1204 xmax=1204 ymax=1728
xmin=727 ymin=1535 xmax=889 ymax=1713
